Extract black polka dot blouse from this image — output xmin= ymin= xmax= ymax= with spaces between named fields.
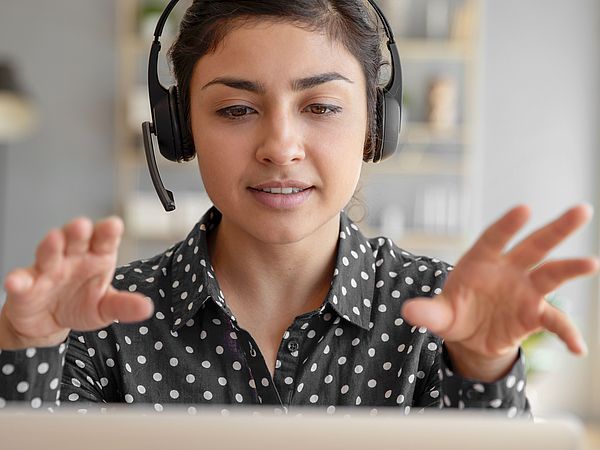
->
xmin=0 ymin=207 xmax=529 ymax=416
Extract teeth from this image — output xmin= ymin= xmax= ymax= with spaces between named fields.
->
xmin=259 ymin=187 xmax=304 ymax=194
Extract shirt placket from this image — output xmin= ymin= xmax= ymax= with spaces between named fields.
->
xmin=206 ymin=300 xmax=279 ymax=406
xmin=237 ymin=328 xmax=283 ymax=406
xmin=234 ymin=316 xmax=312 ymax=408
xmin=271 ymin=317 xmax=312 ymax=407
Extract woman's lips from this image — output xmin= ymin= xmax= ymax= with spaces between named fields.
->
xmin=251 ymin=180 xmax=313 ymax=191
xmin=248 ymin=186 xmax=314 ymax=210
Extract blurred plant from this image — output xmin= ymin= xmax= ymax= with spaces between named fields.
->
xmin=521 ymin=292 xmax=562 ymax=379
xmin=137 ymin=1 xmax=178 ymax=39
xmin=140 ymin=1 xmax=164 ymax=16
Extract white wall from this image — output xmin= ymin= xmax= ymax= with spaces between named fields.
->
xmin=479 ymin=0 xmax=600 ymax=418
xmin=0 ymin=1 xmax=117 ymax=282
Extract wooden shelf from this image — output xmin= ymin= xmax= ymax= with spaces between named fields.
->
xmin=364 ymin=152 xmax=465 ymax=176
xmin=398 ymin=39 xmax=474 ymax=60
xmin=397 ymin=231 xmax=469 ymax=252
xmin=115 ymin=0 xmax=482 ymax=262
xmin=402 ymin=122 xmax=468 ymax=144
xmin=359 ymin=225 xmax=470 ymax=252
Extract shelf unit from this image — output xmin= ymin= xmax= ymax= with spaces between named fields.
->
xmin=356 ymin=0 xmax=481 ymax=263
xmin=114 ymin=0 xmax=481 ymax=264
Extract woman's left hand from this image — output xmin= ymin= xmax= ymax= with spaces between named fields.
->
xmin=401 ymin=204 xmax=599 ymax=382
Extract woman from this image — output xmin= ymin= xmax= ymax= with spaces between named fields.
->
xmin=0 ymin=0 xmax=596 ymax=415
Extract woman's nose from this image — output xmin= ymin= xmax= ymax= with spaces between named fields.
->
xmin=255 ymin=110 xmax=306 ymax=166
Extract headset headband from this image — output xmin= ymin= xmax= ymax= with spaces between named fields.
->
xmin=149 ymin=0 xmax=401 ymax=98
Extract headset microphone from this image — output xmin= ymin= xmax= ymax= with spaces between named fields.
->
xmin=142 ymin=0 xmax=402 ymax=211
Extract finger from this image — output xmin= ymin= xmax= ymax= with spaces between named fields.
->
xmin=401 ymin=296 xmax=454 ymax=336
xmin=63 ymin=217 xmax=94 ymax=256
xmin=35 ymin=228 xmax=65 ymax=273
xmin=89 ymin=216 xmax=124 ymax=255
xmin=540 ymin=303 xmax=587 ymax=355
xmin=463 ymin=205 xmax=530 ymax=261
xmin=3 ymin=268 xmax=35 ymax=296
xmin=530 ymin=257 xmax=600 ymax=295
xmin=97 ymin=288 xmax=154 ymax=325
xmin=506 ymin=204 xmax=593 ymax=270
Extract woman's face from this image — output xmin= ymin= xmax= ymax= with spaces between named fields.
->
xmin=189 ymin=20 xmax=368 ymax=245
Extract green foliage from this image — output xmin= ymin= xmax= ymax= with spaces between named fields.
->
xmin=521 ymin=293 xmax=562 ymax=379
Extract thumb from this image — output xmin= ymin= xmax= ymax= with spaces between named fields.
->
xmin=98 ymin=288 xmax=154 ymax=325
xmin=4 ymin=268 xmax=35 ymax=297
xmin=401 ymin=296 xmax=454 ymax=336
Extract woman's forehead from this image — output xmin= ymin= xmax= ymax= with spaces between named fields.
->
xmin=191 ymin=21 xmax=365 ymax=90
xmin=214 ymin=17 xmax=338 ymax=50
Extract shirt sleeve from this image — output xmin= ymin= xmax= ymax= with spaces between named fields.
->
xmin=60 ymin=330 xmax=111 ymax=406
xmin=0 ymin=330 xmax=109 ymax=410
xmin=0 ymin=341 xmax=67 ymax=409
xmin=416 ymin=342 xmax=531 ymax=418
xmin=402 ymin=257 xmax=531 ymax=418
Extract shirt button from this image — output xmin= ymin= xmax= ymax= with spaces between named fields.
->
xmin=287 ymin=340 xmax=299 ymax=353
xmin=465 ymin=389 xmax=483 ymax=401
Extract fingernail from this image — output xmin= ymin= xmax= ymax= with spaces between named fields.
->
xmin=577 ymin=337 xmax=588 ymax=356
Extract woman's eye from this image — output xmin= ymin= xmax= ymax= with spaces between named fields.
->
xmin=306 ymin=104 xmax=342 ymax=115
xmin=217 ymin=106 xmax=256 ymax=119
xmin=216 ymin=104 xmax=341 ymax=120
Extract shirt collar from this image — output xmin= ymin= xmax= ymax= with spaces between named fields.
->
xmin=324 ymin=212 xmax=375 ymax=331
xmin=169 ymin=207 xmax=374 ymax=332
xmin=169 ymin=208 xmax=221 ymax=332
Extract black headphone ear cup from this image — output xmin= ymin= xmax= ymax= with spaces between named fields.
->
xmin=168 ymin=85 xmax=195 ymax=161
xmin=167 ymin=86 xmax=195 ymax=161
xmin=369 ymin=87 xmax=402 ymax=163
xmin=369 ymin=88 xmax=386 ymax=163
xmin=153 ymin=91 xmax=177 ymax=162
xmin=166 ymin=87 xmax=181 ymax=160
xmin=380 ymin=91 xmax=401 ymax=161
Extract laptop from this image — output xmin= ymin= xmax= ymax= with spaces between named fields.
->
xmin=0 ymin=404 xmax=583 ymax=450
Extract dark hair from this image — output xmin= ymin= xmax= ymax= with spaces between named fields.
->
xmin=167 ymin=0 xmax=385 ymax=160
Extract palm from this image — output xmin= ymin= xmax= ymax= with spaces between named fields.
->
xmin=436 ymin=258 xmax=544 ymax=356
xmin=2 ymin=217 xmax=153 ymax=348
xmin=12 ymin=250 xmax=117 ymax=337
xmin=402 ymin=205 xmax=598 ymax=360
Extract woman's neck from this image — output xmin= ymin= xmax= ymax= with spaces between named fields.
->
xmin=207 ymin=213 xmax=340 ymax=317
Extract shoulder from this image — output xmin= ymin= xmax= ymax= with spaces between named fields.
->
xmin=361 ymin=234 xmax=449 ymax=374
xmin=111 ymin=242 xmax=181 ymax=297
xmin=74 ymin=243 xmax=184 ymax=355
xmin=366 ymin=234 xmax=453 ymax=301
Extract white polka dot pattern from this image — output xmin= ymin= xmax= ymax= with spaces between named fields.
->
xmin=0 ymin=208 xmax=529 ymax=417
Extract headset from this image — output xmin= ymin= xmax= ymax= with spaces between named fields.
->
xmin=142 ymin=0 xmax=403 ymax=211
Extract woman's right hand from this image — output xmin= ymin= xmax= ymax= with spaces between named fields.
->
xmin=0 ymin=216 xmax=154 ymax=350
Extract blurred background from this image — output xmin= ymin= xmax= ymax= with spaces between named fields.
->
xmin=0 ymin=0 xmax=598 ymax=420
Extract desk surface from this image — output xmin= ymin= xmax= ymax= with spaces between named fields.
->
xmin=0 ymin=408 xmax=588 ymax=450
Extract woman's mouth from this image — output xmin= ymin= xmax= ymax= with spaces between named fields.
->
xmin=253 ymin=187 xmax=308 ymax=194
xmin=248 ymin=185 xmax=314 ymax=209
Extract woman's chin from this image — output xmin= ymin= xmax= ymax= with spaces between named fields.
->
xmin=231 ymin=212 xmax=338 ymax=247
xmin=247 ymin=223 xmax=316 ymax=246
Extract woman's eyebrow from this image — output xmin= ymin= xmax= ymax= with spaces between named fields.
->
xmin=292 ymin=72 xmax=354 ymax=91
xmin=201 ymin=77 xmax=265 ymax=94
xmin=201 ymin=72 xmax=353 ymax=94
